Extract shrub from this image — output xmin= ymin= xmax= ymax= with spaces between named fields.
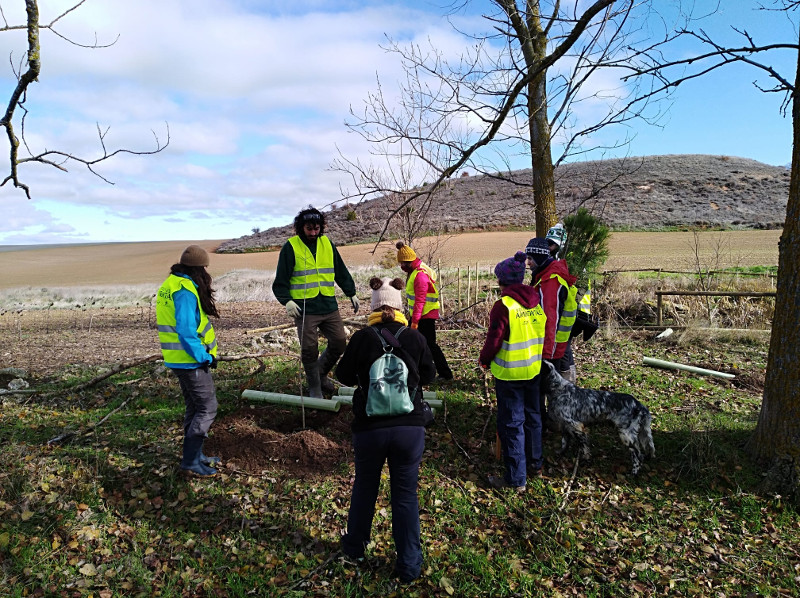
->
xmin=563 ymin=207 xmax=610 ymax=289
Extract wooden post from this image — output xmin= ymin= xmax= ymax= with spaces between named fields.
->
xmin=467 ymin=266 xmax=472 ymax=310
xmin=475 ymin=262 xmax=479 ymax=305
xmin=656 ymin=290 xmax=663 ymax=327
xmin=457 ymin=267 xmax=461 ymax=308
xmin=437 ymin=258 xmax=444 ymax=314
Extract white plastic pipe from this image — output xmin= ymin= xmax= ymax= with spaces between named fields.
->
xmin=642 ymin=356 xmax=735 ymax=380
xmin=337 ymin=386 xmax=439 ymax=401
xmin=241 ymin=390 xmax=342 ymax=412
xmin=335 ymin=394 xmax=442 ymax=409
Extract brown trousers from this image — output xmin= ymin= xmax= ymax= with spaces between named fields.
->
xmin=295 ymin=309 xmax=347 ymax=365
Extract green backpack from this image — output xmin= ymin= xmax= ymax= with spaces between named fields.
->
xmin=365 ymin=326 xmax=415 ymax=417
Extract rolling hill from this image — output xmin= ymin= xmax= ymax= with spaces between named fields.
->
xmin=218 ymin=154 xmax=789 ymax=253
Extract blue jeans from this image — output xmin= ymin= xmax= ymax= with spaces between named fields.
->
xmin=495 ymin=378 xmax=542 ymax=486
xmin=342 ymin=426 xmax=425 ymax=579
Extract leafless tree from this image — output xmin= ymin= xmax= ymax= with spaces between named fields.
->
xmin=625 ymin=0 xmax=800 ymax=493
xmin=333 ymin=0 xmax=677 ymax=246
xmin=0 ymin=0 xmax=168 ymax=199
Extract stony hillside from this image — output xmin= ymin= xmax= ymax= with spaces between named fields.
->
xmin=217 ymin=154 xmax=789 ymax=253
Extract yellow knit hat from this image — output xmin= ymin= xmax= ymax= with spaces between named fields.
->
xmin=395 ymin=241 xmax=417 ymax=262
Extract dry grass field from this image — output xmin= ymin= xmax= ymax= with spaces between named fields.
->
xmin=0 ymin=229 xmax=781 ymax=290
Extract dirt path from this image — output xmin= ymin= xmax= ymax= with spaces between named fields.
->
xmin=0 ymin=230 xmax=781 ymax=289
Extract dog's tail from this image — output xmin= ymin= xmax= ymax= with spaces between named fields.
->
xmin=639 ymin=410 xmax=656 ymax=458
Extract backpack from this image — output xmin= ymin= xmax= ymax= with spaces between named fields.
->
xmin=365 ymin=326 xmax=416 ymax=417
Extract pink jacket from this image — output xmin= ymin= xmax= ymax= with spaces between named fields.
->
xmin=409 ymin=258 xmax=440 ymax=325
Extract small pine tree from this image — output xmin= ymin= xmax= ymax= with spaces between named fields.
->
xmin=562 ymin=208 xmax=610 ymax=290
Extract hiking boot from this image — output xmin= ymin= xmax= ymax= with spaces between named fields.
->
xmin=528 ymin=465 xmax=544 ymax=478
xmin=392 ymin=567 xmax=420 ymax=584
xmin=487 ymin=475 xmax=525 ymax=493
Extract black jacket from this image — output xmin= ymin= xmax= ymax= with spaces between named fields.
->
xmin=335 ymin=321 xmax=436 ymax=432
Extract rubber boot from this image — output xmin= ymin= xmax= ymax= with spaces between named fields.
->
xmin=317 ymin=349 xmax=338 ymax=395
xmin=304 ymin=362 xmax=323 ymax=399
xmin=560 ymin=366 xmax=577 ymax=384
xmin=181 ymin=436 xmax=217 ymax=476
xmin=200 ymin=452 xmax=221 ymax=466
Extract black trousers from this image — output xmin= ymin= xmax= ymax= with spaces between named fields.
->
xmin=417 ymin=318 xmax=452 ymax=379
xmin=342 ymin=426 xmax=425 ymax=579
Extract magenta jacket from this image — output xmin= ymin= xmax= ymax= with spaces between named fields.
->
xmin=409 ymin=258 xmax=440 ymax=325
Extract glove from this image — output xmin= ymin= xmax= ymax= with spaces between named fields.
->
xmin=410 ymin=322 xmax=418 ymax=330
xmin=350 ymin=295 xmax=360 ymax=314
xmin=209 ymin=356 xmax=218 ymax=369
xmin=478 ymin=359 xmax=488 ymax=370
xmin=285 ymin=300 xmax=302 ymax=319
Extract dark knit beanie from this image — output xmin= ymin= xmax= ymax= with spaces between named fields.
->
xmin=180 ymin=245 xmax=209 ymax=267
xmin=525 ymin=237 xmax=552 ymax=266
xmin=494 ymin=251 xmax=527 ymax=285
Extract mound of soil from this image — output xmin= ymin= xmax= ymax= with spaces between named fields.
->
xmin=205 ymin=405 xmax=353 ymax=476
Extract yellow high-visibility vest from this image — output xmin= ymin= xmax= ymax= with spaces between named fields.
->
xmin=156 ymin=274 xmax=217 ymax=367
xmin=288 ymin=235 xmax=335 ymax=300
xmin=406 ymin=262 xmax=440 ymax=315
xmin=578 ymin=280 xmax=591 ymax=315
xmin=535 ymin=273 xmax=578 ymax=344
xmin=491 ymin=296 xmax=546 ymax=381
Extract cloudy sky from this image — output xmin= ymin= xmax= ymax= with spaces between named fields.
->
xmin=0 ymin=0 xmax=795 ymax=246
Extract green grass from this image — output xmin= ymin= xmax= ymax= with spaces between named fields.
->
xmin=1 ymin=328 xmax=798 ymax=597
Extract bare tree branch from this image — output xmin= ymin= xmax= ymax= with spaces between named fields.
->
xmin=0 ymin=1 xmax=167 ymax=198
xmin=334 ymin=0 xmax=682 ymax=248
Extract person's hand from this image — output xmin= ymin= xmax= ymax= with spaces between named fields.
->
xmin=285 ymin=300 xmax=302 ymax=318
xmin=209 ymin=356 xmax=218 ymax=369
xmin=478 ymin=359 xmax=488 ymax=370
xmin=410 ymin=321 xmax=418 ymax=330
xmin=350 ymin=295 xmax=360 ymax=314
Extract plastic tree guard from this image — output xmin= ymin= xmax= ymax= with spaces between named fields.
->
xmin=642 ymin=356 xmax=735 ymax=380
xmin=241 ymin=390 xmax=342 ymax=412
xmin=337 ymin=386 xmax=439 ymax=401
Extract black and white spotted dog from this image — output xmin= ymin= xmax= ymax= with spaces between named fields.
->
xmin=541 ymin=361 xmax=655 ymax=475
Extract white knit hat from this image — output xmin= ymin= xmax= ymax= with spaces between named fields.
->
xmin=369 ymin=277 xmax=404 ymax=310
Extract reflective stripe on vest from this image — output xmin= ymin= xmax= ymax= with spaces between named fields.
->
xmin=288 ymin=235 xmax=335 ymax=300
xmin=536 ymin=272 xmax=578 ymax=344
xmin=491 ymin=296 xmax=546 ymax=381
xmin=155 ymin=274 xmax=217 ymax=366
xmin=406 ymin=262 xmax=440 ymax=315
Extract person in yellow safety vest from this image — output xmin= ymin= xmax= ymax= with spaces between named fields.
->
xmin=544 ymin=224 xmax=580 ymax=384
xmin=578 ymin=279 xmax=591 ymax=316
xmin=526 ymin=236 xmax=578 ymax=433
xmin=156 ymin=245 xmax=221 ymax=477
xmin=272 ymin=206 xmax=359 ymax=398
xmin=396 ymin=241 xmax=453 ymax=381
xmin=480 ymin=252 xmax=547 ymax=491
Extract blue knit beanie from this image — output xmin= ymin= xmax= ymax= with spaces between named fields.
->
xmin=495 ymin=251 xmax=528 ymax=285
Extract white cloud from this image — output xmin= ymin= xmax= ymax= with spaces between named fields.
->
xmin=0 ymin=1 xmax=793 ymax=245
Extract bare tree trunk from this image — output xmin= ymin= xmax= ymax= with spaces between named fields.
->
xmin=748 ymin=33 xmax=800 ymax=479
xmin=529 ymin=74 xmax=557 ymax=236
xmin=524 ymin=1 xmax=557 ymax=236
